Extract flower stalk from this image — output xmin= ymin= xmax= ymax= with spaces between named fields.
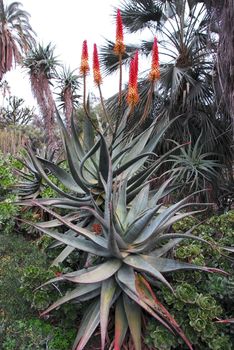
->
xmin=114 ymin=9 xmax=125 ymax=135
xmin=93 ymin=44 xmax=114 ymax=133
xmin=141 ymin=37 xmax=160 ymax=123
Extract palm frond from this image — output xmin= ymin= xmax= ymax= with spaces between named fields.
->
xmin=117 ymin=0 xmax=164 ymax=33
xmin=99 ymin=39 xmax=139 ymax=76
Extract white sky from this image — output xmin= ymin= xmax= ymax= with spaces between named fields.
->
xmin=5 ymin=0 xmax=134 ymax=108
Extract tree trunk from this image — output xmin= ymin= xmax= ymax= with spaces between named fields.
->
xmin=209 ymin=0 xmax=234 ymax=140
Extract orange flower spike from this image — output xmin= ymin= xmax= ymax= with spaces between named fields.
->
xmin=114 ymin=9 xmax=125 ymax=55
xmin=80 ymin=40 xmax=89 ymax=76
xmin=149 ymin=37 xmax=160 ymax=81
xmin=93 ymin=44 xmax=102 ymax=85
xmin=127 ymin=51 xmax=139 ymax=108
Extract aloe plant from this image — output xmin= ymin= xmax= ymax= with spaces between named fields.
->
xmin=167 ymin=134 xmax=222 ymax=195
xmin=19 ymin=112 xmax=227 ymax=350
xmin=19 ymin=16 xmax=228 ymax=350
xmin=14 ymin=148 xmax=57 ymax=199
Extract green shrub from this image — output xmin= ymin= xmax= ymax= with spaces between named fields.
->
xmin=0 ymin=153 xmax=17 ymax=194
xmin=2 ymin=318 xmax=76 ymax=350
xmin=145 ymin=211 xmax=234 ymax=349
xmin=0 ymin=233 xmax=52 ymax=322
xmin=0 ymin=233 xmax=77 ymax=348
xmin=0 ymin=195 xmax=19 ymax=234
xmin=0 ymin=153 xmax=21 ymax=234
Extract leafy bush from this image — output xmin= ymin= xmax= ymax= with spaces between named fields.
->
xmin=0 ymin=233 xmax=52 ymax=322
xmin=145 ymin=211 xmax=234 ymax=350
xmin=0 ymin=233 xmax=77 ymax=348
xmin=0 ymin=195 xmax=18 ymax=234
xmin=2 ymin=318 xmax=75 ymax=350
xmin=0 ymin=153 xmax=20 ymax=234
xmin=0 ymin=154 xmax=17 ymax=194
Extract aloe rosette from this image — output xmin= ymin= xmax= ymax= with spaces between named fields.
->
xmin=20 ymin=115 xmax=227 ymax=350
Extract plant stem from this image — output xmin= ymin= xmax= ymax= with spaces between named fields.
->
xmin=113 ymin=54 xmax=123 ymax=141
xmin=98 ymin=84 xmax=114 ymax=133
xmin=118 ymin=54 xmax=123 ymax=107
xmin=140 ymin=81 xmax=155 ymax=124
xmin=82 ymin=74 xmax=98 ymax=131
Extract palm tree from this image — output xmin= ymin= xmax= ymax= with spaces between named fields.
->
xmin=101 ymin=0 xmax=232 ymax=165
xmin=24 ymin=43 xmax=59 ymax=145
xmin=0 ymin=0 xmax=35 ymax=81
xmin=55 ymin=66 xmax=80 ymax=132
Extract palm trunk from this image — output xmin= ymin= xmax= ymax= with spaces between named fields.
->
xmin=211 ymin=0 xmax=234 ymax=140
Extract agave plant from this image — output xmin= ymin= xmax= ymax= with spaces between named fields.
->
xmin=19 ymin=15 xmax=227 ymax=350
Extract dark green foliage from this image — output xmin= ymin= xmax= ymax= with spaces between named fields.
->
xmin=2 ymin=319 xmax=76 ymax=350
xmin=0 ymin=232 xmax=77 ymax=349
xmin=0 ymin=233 xmax=52 ymax=321
xmin=0 ymin=153 xmax=20 ymax=233
xmin=145 ymin=211 xmax=234 ymax=349
xmin=0 ymin=152 xmax=19 ymax=194
xmin=0 ymin=195 xmax=18 ymax=234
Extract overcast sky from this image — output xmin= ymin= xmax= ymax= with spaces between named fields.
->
xmin=5 ymin=0 xmax=133 ymax=107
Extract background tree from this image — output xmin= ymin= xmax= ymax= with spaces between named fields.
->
xmin=0 ymin=79 xmax=10 ymax=107
xmin=0 ymin=96 xmax=36 ymax=127
xmin=195 ymin=0 xmax=234 ymax=139
xmin=23 ymin=43 xmax=59 ymax=145
xmin=0 ymin=0 xmax=35 ymax=81
xmin=100 ymin=0 xmax=232 ymax=172
xmin=55 ymin=66 xmax=80 ymax=132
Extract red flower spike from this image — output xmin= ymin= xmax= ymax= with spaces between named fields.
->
xmin=127 ymin=51 xmax=139 ymax=107
xmin=149 ymin=37 xmax=160 ymax=81
xmin=93 ymin=44 xmax=102 ymax=85
xmin=134 ymin=50 xmax=138 ymax=79
xmin=80 ymin=40 xmax=89 ymax=76
xmin=114 ymin=9 xmax=125 ymax=55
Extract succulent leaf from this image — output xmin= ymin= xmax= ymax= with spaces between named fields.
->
xmin=40 ymin=283 xmax=101 ymax=316
xmin=73 ymin=300 xmax=100 ymax=350
xmin=63 ymin=259 xmax=122 ymax=284
xmin=114 ymin=296 xmax=128 ymax=350
xmin=123 ymin=255 xmax=173 ymax=292
xmin=100 ymin=278 xmax=117 ymax=349
xmin=123 ymin=294 xmax=142 ymax=350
